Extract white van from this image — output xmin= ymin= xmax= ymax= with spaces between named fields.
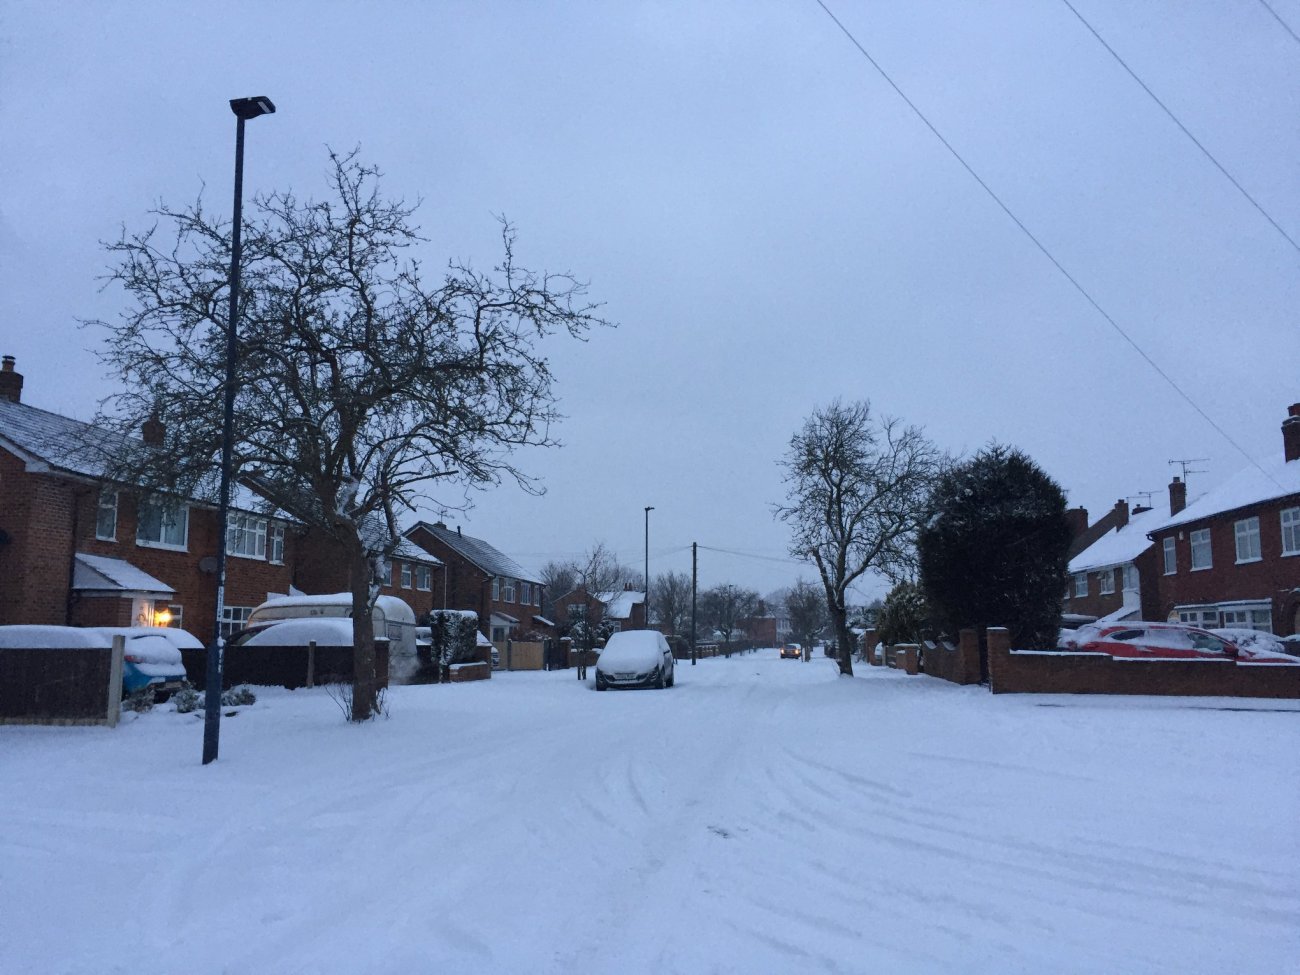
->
xmin=246 ymin=594 xmax=418 ymax=662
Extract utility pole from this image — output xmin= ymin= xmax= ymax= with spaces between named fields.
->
xmin=691 ymin=541 xmax=698 ymax=666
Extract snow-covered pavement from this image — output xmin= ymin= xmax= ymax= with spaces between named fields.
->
xmin=2 ymin=650 xmax=1296 ymax=974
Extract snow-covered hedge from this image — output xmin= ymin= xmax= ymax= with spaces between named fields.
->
xmin=424 ymin=610 xmax=480 ymax=667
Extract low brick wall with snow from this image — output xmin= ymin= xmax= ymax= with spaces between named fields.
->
xmin=985 ymin=627 xmax=1300 ymax=698
xmin=919 ymin=629 xmax=983 ymax=685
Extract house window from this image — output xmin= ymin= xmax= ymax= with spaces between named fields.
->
xmin=160 ymin=604 xmax=183 ymax=629
xmin=401 ymin=563 xmax=413 ymax=589
xmin=415 ymin=565 xmax=432 ymax=590
xmin=1234 ymin=517 xmax=1261 ymax=564
xmin=268 ymin=524 xmax=285 ymax=564
xmin=1189 ymin=529 xmax=1212 ymax=570
xmin=1122 ymin=564 xmax=1138 ymax=591
xmin=96 ymin=489 xmax=118 ymax=541
xmin=492 ymin=577 xmax=500 ymax=600
xmin=1073 ymin=573 xmax=1088 ymax=598
xmin=219 ymin=605 xmax=254 ymax=639
xmin=520 ymin=581 xmax=531 ymax=605
xmin=504 ymin=579 xmax=516 ymax=603
xmin=1098 ymin=569 xmax=1115 ymax=595
xmin=1162 ymin=537 xmax=1176 ymax=575
xmin=137 ymin=499 xmax=188 ymax=549
xmin=534 ymin=587 xmax=541 ymax=607
xmin=226 ymin=513 xmax=268 ymax=559
xmin=1220 ymin=603 xmax=1273 ymax=633
xmin=1176 ymin=605 xmax=1220 ymax=629
xmin=1281 ymin=507 xmax=1300 ymax=556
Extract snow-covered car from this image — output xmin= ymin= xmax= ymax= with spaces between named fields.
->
xmin=1078 ymin=623 xmax=1298 ymax=664
xmin=88 ymin=627 xmax=193 ymax=698
xmin=1211 ymin=628 xmax=1291 ymax=658
xmin=230 ymin=618 xmax=357 ymax=647
xmin=595 ymin=630 xmax=675 ymax=690
xmin=779 ymin=643 xmax=802 ymax=659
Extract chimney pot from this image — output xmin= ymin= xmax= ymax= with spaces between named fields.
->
xmin=141 ymin=415 xmax=165 ymax=447
xmin=1169 ymin=476 xmax=1187 ymax=516
xmin=1284 ymin=404 xmax=1300 ymax=463
xmin=0 ymin=355 xmax=23 ymax=403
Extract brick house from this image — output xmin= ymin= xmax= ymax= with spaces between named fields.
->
xmin=552 ymin=585 xmax=647 ymax=635
xmin=1063 ymin=500 xmax=1166 ymax=624
xmin=0 ymin=356 xmax=296 ymax=643
xmin=294 ymin=526 xmax=443 ymax=620
xmin=1145 ymin=404 xmax=1300 ymax=635
xmin=403 ymin=520 xmax=550 ymax=642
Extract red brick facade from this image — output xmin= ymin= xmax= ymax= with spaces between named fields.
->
xmin=552 ymin=585 xmax=647 ymax=634
xmin=292 ymin=528 xmax=443 ymax=620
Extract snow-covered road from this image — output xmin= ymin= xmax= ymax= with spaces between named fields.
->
xmin=2 ymin=650 xmax=1296 ymax=974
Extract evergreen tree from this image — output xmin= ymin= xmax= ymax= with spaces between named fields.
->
xmin=917 ymin=444 xmax=1070 ymax=662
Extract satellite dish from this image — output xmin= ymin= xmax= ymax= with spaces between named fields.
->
xmin=199 ymin=556 xmax=218 ymax=574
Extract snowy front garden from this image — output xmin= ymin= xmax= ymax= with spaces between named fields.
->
xmin=2 ymin=650 xmax=1295 ymax=974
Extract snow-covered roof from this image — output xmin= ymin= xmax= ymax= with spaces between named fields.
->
xmin=72 ymin=553 xmax=175 ymax=595
xmin=596 ymin=590 xmax=645 ymax=620
xmin=406 ymin=521 xmax=532 ymax=582
xmin=1068 ymin=505 xmax=1167 ymax=573
xmin=1154 ymin=455 xmax=1300 ymax=533
xmin=532 ymin=615 xmax=554 ymax=628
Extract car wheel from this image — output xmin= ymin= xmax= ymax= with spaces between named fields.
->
xmin=596 ymin=675 xmax=606 ymax=691
xmin=655 ymin=668 xmax=666 ymax=690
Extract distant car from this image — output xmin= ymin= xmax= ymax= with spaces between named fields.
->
xmin=780 ymin=643 xmax=802 ymax=659
xmin=595 ymin=630 xmax=675 ymax=690
xmin=1078 ymin=623 xmax=1297 ymax=664
xmin=88 ymin=627 xmax=194 ymax=698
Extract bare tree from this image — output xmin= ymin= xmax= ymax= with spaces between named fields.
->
xmin=785 ymin=578 xmax=828 ymax=662
xmin=776 ymin=400 xmax=942 ymax=676
xmin=650 ymin=570 xmax=692 ymax=635
xmin=538 ymin=560 xmax=576 ymax=620
xmin=89 ymin=150 xmax=610 ymax=720
xmin=699 ymin=584 xmax=759 ymax=654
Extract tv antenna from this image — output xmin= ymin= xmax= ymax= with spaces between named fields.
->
xmin=1168 ymin=458 xmax=1208 ymax=483
xmin=1125 ymin=491 xmax=1155 ymax=508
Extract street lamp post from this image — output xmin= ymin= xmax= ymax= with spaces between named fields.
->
xmin=204 ymin=95 xmax=275 ymax=766
xmin=643 ymin=506 xmax=653 ymax=630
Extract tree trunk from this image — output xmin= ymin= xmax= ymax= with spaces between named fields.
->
xmin=830 ymin=604 xmax=854 ymax=677
xmin=348 ymin=543 xmax=380 ymax=722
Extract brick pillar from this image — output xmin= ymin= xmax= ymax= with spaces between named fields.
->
xmin=958 ymin=629 xmax=980 ymax=684
xmin=986 ymin=627 xmax=1011 ymax=694
xmin=863 ymin=627 xmax=880 ymax=666
xmin=897 ymin=644 xmax=920 ymax=675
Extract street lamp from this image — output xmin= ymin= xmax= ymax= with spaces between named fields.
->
xmin=644 ymin=506 xmax=653 ymax=630
xmin=204 ymin=95 xmax=275 ymax=766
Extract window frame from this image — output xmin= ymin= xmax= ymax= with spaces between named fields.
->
xmin=1162 ymin=536 xmax=1177 ymax=575
xmin=1098 ymin=569 xmax=1115 ymax=595
xmin=504 ymin=579 xmax=516 ymax=603
xmin=1073 ymin=572 xmax=1088 ymax=598
xmin=415 ymin=564 xmax=432 ymax=591
xmin=492 ymin=577 xmax=500 ymax=601
xmin=96 ymin=488 xmax=119 ymax=541
xmin=1189 ymin=528 xmax=1212 ymax=571
xmin=268 ymin=524 xmax=286 ymax=564
xmin=226 ymin=512 xmax=268 ymax=560
xmin=1233 ymin=517 xmax=1262 ymax=564
xmin=1122 ymin=563 xmax=1139 ymax=592
xmin=218 ymin=605 xmax=254 ymax=639
xmin=136 ymin=499 xmax=189 ymax=551
xmin=400 ymin=562 xmax=413 ymax=589
xmin=1281 ymin=507 xmax=1300 ymax=557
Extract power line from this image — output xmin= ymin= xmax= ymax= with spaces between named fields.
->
xmin=696 ymin=543 xmax=812 ymax=567
xmin=1257 ymin=0 xmax=1300 ymax=48
xmin=1061 ymin=0 xmax=1299 ymax=254
xmin=810 ymin=0 xmax=1278 ymax=487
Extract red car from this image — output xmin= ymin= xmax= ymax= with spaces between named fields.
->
xmin=1077 ymin=622 xmax=1297 ymax=664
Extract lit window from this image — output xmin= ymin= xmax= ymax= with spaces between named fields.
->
xmin=96 ymin=489 xmax=118 ymax=541
xmin=1281 ymin=508 xmax=1300 ymax=556
xmin=1098 ymin=570 xmax=1115 ymax=595
xmin=401 ymin=563 xmax=413 ymax=589
xmin=137 ymin=499 xmax=188 ymax=549
xmin=1234 ymin=517 xmax=1261 ymax=563
xmin=1073 ymin=573 xmax=1088 ymax=598
xmin=226 ymin=513 xmax=268 ymax=559
xmin=1190 ymin=529 xmax=1212 ymax=570
xmin=1162 ymin=537 xmax=1176 ymax=575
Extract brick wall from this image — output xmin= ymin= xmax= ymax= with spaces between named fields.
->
xmin=918 ymin=629 xmax=983 ymax=685
xmin=985 ymin=627 xmax=1300 ymax=698
xmin=293 ymin=528 xmax=441 ymax=619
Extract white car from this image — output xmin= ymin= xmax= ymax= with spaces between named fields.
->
xmin=595 ymin=630 xmax=675 ymax=690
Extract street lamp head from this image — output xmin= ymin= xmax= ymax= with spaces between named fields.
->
xmin=230 ymin=96 xmax=276 ymax=120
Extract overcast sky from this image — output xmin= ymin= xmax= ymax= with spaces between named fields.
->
xmin=2 ymin=1 xmax=1297 ymax=601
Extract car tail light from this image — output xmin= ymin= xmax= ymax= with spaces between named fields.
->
xmin=124 ymin=654 xmax=144 ymax=663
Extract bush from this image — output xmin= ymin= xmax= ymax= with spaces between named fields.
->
xmin=122 ymin=687 xmax=156 ymax=713
xmin=221 ymin=685 xmax=257 ymax=707
xmin=173 ymin=682 xmax=201 ymax=713
xmin=917 ymin=444 xmax=1071 ymax=656
xmin=876 ymin=581 xmax=931 ymax=646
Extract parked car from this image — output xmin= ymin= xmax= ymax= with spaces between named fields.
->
xmin=1077 ymin=623 xmax=1297 ymax=664
xmin=1211 ymin=628 xmax=1291 ymax=659
xmin=88 ymin=627 xmax=194 ymax=698
xmin=780 ymin=643 xmax=802 ymax=659
xmin=595 ymin=630 xmax=675 ymax=690
xmin=230 ymin=618 xmax=357 ymax=648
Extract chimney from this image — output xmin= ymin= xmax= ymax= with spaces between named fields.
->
xmin=1284 ymin=403 xmax=1300 ymax=463
xmin=1169 ymin=476 xmax=1186 ymax=516
xmin=141 ymin=414 xmax=165 ymax=447
xmin=1112 ymin=499 xmax=1129 ymax=529
xmin=1064 ymin=507 xmax=1089 ymax=539
xmin=0 ymin=355 xmax=23 ymax=403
